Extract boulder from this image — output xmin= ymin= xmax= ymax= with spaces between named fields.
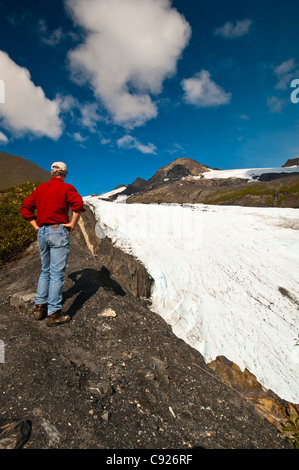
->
xmin=75 ymin=205 xmax=153 ymax=299
xmin=208 ymin=355 xmax=299 ymax=432
xmin=0 ymin=420 xmax=32 ymax=449
xmin=9 ymin=292 xmax=36 ymax=315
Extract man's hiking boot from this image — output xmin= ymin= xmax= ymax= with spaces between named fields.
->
xmin=34 ymin=304 xmax=47 ymax=321
xmin=46 ymin=310 xmax=70 ymax=327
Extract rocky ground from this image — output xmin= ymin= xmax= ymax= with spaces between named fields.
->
xmin=126 ymin=174 xmax=299 ymax=208
xmin=0 ymin=233 xmax=295 ymax=451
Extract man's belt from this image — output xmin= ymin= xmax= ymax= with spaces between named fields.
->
xmin=41 ymin=224 xmax=68 ymax=230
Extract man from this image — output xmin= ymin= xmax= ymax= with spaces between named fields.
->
xmin=21 ymin=162 xmax=85 ymax=326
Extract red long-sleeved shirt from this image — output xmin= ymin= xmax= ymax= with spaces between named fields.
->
xmin=21 ymin=177 xmax=85 ymax=227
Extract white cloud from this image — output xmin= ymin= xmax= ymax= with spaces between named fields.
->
xmin=0 ymin=79 xmax=4 ymax=103
xmin=167 ymin=142 xmax=186 ymax=155
xmin=214 ymin=19 xmax=252 ymax=39
xmin=117 ymin=134 xmax=157 ymax=154
xmin=181 ymin=70 xmax=231 ymax=108
xmin=73 ymin=131 xmax=87 ymax=142
xmin=66 ymin=0 xmax=191 ymax=128
xmin=55 ymin=95 xmax=105 ymax=132
xmin=37 ymin=19 xmax=64 ymax=46
xmin=267 ymin=96 xmax=287 ymax=113
xmin=100 ymin=138 xmax=111 ymax=145
xmin=0 ymin=130 xmax=8 ymax=143
xmin=55 ymin=93 xmax=78 ymax=117
xmin=0 ymin=50 xmax=63 ymax=139
xmin=79 ymin=102 xmax=105 ymax=132
xmin=266 ymin=58 xmax=299 ymax=112
xmin=274 ymin=58 xmax=296 ymax=77
xmin=36 ymin=18 xmax=79 ymax=47
xmin=273 ymin=58 xmax=299 ymax=90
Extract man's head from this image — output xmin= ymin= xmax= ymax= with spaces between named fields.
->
xmin=51 ymin=162 xmax=68 ymax=178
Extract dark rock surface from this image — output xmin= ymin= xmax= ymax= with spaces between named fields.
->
xmin=76 ymin=205 xmax=153 ymax=299
xmin=123 ymin=177 xmax=147 ymax=196
xmin=102 ymin=158 xmax=211 ymax=202
xmin=127 ymin=174 xmax=299 ymax=208
xmin=282 ymin=158 xmax=299 ymax=167
xmin=0 ymin=232 xmax=294 ymax=449
xmin=252 ymin=172 xmax=299 ymax=182
xmin=144 ymin=158 xmax=210 ymax=189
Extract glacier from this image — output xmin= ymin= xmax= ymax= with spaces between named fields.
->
xmin=84 ymin=196 xmax=299 ymax=403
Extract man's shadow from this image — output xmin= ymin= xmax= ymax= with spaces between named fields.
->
xmin=62 ymin=267 xmax=125 ymax=319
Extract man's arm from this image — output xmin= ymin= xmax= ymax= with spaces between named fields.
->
xmin=20 ymin=191 xmax=38 ymax=229
xmin=28 ymin=217 xmax=39 ymax=232
xmin=61 ymin=211 xmax=81 ymax=234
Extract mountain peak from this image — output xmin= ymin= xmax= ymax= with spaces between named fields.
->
xmin=282 ymin=157 xmax=299 ymax=167
xmin=0 ymin=151 xmax=50 ymax=190
xmin=146 ymin=157 xmax=210 ymax=186
xmin=156 ymin=157 xmax=210 ymax=175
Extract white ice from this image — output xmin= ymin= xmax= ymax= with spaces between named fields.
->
xmin=84 ymin=196 xmax=299 ymax=403
xmin=97 ymin=186 xmax=127 ymax=199
xmin=199 ymin=166 xmax=299 ymax=181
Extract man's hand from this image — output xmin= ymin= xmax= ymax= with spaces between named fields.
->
xmin=61 ymin=223 xmax=75 ymax=234
xmin=62 ymin=212 xmax=81 ymax=234
xmin=29 ymin=218 xmax=39 ymax=232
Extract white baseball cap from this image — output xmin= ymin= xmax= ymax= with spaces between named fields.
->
xmin=51 ymin=162 xmax=68 ymax=173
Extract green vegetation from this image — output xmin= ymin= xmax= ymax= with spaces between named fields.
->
xmin=283 ymin=414 xmax=299 ymax=449
xmin=205 ymin=180 xmax=299 ymax=206
xmin=205 ymin=184 xmax=276 ymax=205
xmin=278 ymin=180 xmax=299 ymax=205
xmin=282 ymin=335 xmax=299 ymax=448
xmin=0 ymin=182 xmax=39 ymax=266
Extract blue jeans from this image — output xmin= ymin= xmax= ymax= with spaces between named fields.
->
xmin=35 ymin=225 xmax=70 ymax=315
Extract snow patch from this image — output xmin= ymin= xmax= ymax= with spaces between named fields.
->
xmin=199 ymin=166 xmax=299 ymax=181
xmin=88 ymin=186 xmax=127 ymax=200
xmin=84 ymin=197 xmax=299 ymax=403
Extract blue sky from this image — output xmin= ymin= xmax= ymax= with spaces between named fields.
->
xmin=0 ymin=0 xmax=298 ymax=196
